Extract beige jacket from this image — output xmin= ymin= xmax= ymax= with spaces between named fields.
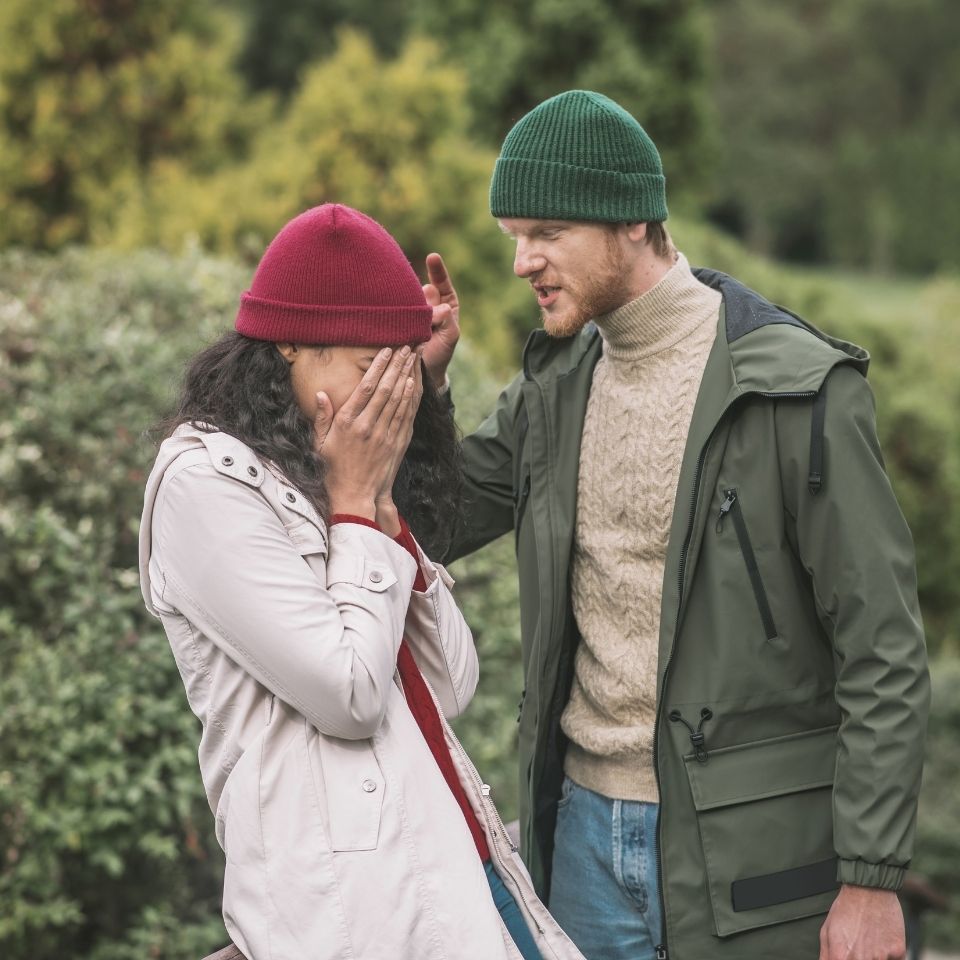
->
xmin=139 ymin=425 xmax=583 ymax=960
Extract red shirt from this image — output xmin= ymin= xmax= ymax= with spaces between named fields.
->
xmin=330 ymin=515 xmax=490 ymax=862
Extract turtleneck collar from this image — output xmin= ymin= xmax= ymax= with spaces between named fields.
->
xmin=595 ymin=252 xmax=719 ymax=362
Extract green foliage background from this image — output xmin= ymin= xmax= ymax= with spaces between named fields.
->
xmin=0 ymin=0 xmax=958 ymax=956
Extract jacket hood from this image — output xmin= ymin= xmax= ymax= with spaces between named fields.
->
xmin=520 ymin=265 xmax=869 ymax=397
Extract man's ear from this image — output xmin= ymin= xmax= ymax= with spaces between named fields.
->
xmin=624 ymin=222 xmax=648 ymax=243
xmin=276 ymin=342 xmax=298 ymax=363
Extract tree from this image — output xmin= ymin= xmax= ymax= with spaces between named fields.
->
xmin=0 ymin=0 xmax=264 ymax=249
xmin=706 ymin=0 xmax=960 ymax=273
xmin=228 ymin=0 xmax=714 ymax=200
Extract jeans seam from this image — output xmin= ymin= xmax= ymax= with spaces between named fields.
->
xmin=612 ymin=799 xmax=624 ymax=893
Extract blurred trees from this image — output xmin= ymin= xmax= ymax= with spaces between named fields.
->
xmin=707 ymin=0 xmax=960 ymax=273
xmin=0 ymin=0 xmax=265 ymax=250
xmin=230 ymin=0 xmax=713 ymax=194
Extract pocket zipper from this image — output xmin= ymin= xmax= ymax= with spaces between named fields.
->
xmin=716 ymin=488 xmax=779 ymax=642
xmin=515 ymin=473 xmax=531 ymax=521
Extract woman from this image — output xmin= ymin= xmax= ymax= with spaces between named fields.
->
xmin=138 ymin=205 xmax=583 ymax=960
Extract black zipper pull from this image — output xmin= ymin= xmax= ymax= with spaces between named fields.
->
xmin=516 ymin=688 xmax=526 ymax=723
xmin=669 ymin=707 xmax=714 ymax=763
xmin=656 ymin=945 xmax=668 ymax=959
xmin=715 ymin=489 xmax=737 ymax=533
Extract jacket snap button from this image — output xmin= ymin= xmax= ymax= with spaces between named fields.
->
xmin=247 ymin=466 xmax=258 ymax=477
xmin=286 ymin=492 xmax=296 ymax=503
xmin=221 ymin=456 xmax=234 ymax=466
xmin=368 ymin=570 xmax=383 ymax=584
xmin=361 ymin=779 xmax=377 ymax=793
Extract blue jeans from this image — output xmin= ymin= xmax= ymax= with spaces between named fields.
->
xmin=549 ymin=775 xmax=664 ymax=960
xmin=485 ymin=860 xmax=543 ymax=960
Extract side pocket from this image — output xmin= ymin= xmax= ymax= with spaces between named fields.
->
xmin=685 ymin=726 xmax=840 ymax=937
xmin=313 ymin=733 xmax=385 ymax=852
xmin=716 ymin=488 xmax=779 ymax=641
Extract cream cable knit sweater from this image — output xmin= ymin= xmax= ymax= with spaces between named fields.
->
xmin=562 ymin=252 xmax=721 ymax=802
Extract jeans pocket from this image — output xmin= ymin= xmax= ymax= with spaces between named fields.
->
xmin=556 ymin=774 xmax=576 ymax=811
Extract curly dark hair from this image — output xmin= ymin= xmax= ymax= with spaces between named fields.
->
xmin=159 ymin=331 xmax=463 ymax=557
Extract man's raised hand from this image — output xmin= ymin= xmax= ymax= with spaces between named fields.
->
xmin=422 ymin=252 xmax=461 ymax=390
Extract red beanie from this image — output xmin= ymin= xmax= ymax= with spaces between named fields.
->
xmin=235 ymin=204 xmax=433 ymax=346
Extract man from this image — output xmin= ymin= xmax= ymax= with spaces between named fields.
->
xmin=421 ymin=90 xmax=928 ymax=960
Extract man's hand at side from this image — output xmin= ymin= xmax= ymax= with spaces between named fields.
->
xmin=422 ymin=252 xmax=460 ymax=390
xmin=819 ymin=885 xmax=906 ymax=960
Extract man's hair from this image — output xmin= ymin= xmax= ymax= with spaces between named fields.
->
xmin=644 ymin=221 xmax=674 ymax=260
xmin=158 ymin=331 xmax=463 ymax=557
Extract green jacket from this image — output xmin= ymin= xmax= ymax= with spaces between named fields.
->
xmin=442 ymin=268 xmax=929 ymax=959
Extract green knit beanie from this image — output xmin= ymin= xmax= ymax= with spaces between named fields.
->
xmin=490 ymin=90 xmax=668 ymax=223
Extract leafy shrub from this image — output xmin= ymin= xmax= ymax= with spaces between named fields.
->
xmin=0 ymin=248 xmax=243 ymax=958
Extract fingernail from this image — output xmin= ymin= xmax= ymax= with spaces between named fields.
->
xmin=400 ymin=345 xmax=411 ymax=357
xmin=380 ymin=348 xmax=392 ymax=359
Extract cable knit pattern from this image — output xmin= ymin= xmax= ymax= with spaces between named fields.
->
xmin=562 ymin=252 xmax=721 ymax=801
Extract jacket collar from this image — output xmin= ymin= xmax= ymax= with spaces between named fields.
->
xmin=519 ymin=267 xmax=870 ymax=397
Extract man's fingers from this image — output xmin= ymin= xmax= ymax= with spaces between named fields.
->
xmin=425 ymin=252 xmax=454 ymax=297
xmin=313 ymin=391 xmax=334 ymax=452
xmin=423 ymin=282 xmax=440 ymax=307
xmin=430 ymin=302 xmax=452 ymax=332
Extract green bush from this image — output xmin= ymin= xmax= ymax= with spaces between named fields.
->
xmin=0 ymin=248 xmax=243 ymax=958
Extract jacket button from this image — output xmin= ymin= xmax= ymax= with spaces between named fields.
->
xmin=286 ymin=492 xmax=296 ymax=503
xmin=247 ymin=466 xmax=258 ymax=477
xmin=361 ymin=779 xmax=378 ymax=793
xmin=368 ymin=570 xmax=383 ymax=584
xmin=221 ymin=456 xmax=234 ymax=466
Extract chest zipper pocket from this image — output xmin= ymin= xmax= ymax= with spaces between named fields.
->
xmin=716 ymin=488 xmax=779 ymax=642
xmin=514 ymin=473 xmax=531 ymax=525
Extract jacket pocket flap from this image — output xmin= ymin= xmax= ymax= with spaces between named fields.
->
xmin=316 ymin=735 xmax=384 ymax=852
xmin=686 ymin=726 xmax=837 ymax=811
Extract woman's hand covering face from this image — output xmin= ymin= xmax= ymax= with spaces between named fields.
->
xmin=312 ymin=346 xmax=420 ymax=519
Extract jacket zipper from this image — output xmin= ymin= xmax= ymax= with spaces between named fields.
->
xmin=716 ymin=488 xmax=779 ymax=641
xmin=515 ymin=473 xmax=531 ymax=523
xmin=651 ymin=389 xmax=815 ymax=958
xmin=651 ymin=433 xmax=713 ymax=960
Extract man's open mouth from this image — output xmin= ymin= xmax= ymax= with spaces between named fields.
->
xmin=533 ymin=284 xmax=561 ymax=307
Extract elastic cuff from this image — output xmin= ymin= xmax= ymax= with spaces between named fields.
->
xmin=837 ymin=859 xmax=906 ymax=891
xmin=329 ymin=514 xmax=382 ymax=532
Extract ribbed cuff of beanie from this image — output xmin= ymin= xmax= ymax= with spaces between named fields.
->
xmin=490 ymin=157 xmax=668 ymax=223
xmin=236 ymin=295 xmax=433 ymax=346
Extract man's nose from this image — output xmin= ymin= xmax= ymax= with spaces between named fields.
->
xmin=513 ymin=240 xmax=544 ymax=278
